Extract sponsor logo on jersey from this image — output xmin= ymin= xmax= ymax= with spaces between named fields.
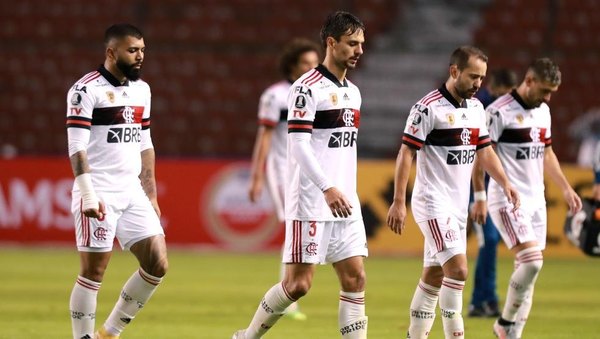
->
xmin=446 ymin=149 xmax=475 ymax=165
xmin=461 ymin=112 xmax=467 ymax=120
xmin=71 ymin=93 xmax=82 ymax=105
xmin=516 ymin=145 xmax=545 ymax=160
xmin=294 ymin=85 xmax=312 ymax=97
xmin=328 ymin=131 xmax=357 ymax=148
xmin=70 ymin=107 xmax=82 ymax=115
xmin=330 ymin=93 xmax=338 ymax=105
xmin=413 ymin=103 xmax=429 ymax=115
xmin=343 ymin=93 xmax=350 ymax=101
xmin=72 ymin=84 xmax=87 ymax=93
xmin=122 ymin=91 xmax=129 ymax=98
xmin=107 ymin=127 xmax=141 ymax=143
xmin=411 ymin=113 xmax=421 ymax=125
xmin=446 ymin=113 xmax=455 ymax=125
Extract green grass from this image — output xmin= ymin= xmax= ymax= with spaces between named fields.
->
xmin=1 ymin=248 xmax=599 ymax=338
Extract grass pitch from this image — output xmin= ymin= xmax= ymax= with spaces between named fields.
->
xmin=0 ymin=247 xmax=598 ymax=338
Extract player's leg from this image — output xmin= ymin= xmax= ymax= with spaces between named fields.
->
xmin=408 ymin=264 xmax=443 ymax=339
xmin=238 ymin=263 xmax=315 ymax=339
xmin=328 ymin=219 xmax=369 ymax=338
xmin=70 ymin=192 xmax=117 ymax=339
xmin=98 ymin=189 xmax=167 ymax=338
xmin=468 ymin=219 xmax=486 ymax=317
xmin=71 ymin=251 xmax=111 ymax=339
xmin=490 ymin=206 xmax=542 ymax=338
xmin=235 ymin=219 xmax=324 ymax=338
xmin=439 ymin=253 xmax=467 ymax=339
xmin=333 ymin=256 xmax=367 ymax=338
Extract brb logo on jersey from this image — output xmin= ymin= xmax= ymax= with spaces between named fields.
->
xmin=107 ymin=127 xmax=141 ymax=143
xmin=328 ymin=131 xmax=357 ymax=148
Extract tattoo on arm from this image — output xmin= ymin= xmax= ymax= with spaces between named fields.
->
xmin=69 ymin=151 xmax=90 ymax=177
xmin=140 ymin=149 xmax=157 ymax=200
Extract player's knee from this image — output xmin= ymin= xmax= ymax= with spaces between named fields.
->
xmin=521 ymin=256 xmax=543 ymax=276
xmin=340 ymin=268 xmax=366 ymax=292
xmin=80 ymin=266 xmax=107 ymax=282
xmin=143 ymin=255 xmax=168 ymax=278
xmin=445 ymin=265 xmax=468 ymax=281
xmin=285 ymin=278 xmax=312 ymax=299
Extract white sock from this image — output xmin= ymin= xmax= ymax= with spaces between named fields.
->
xmin=339 ymin=291 xmax=366 ymax=337
xmin=408 ymin=280 xmax=439 ymax=339
xmin=279 ymin=262 xmax=299 ymax=313
xmin=513 ymin=286 xmax=534 ymax=337
xmin=70 ymin=275 xmax=101 ymax=339
xmin=103 ymin=268 xmax=162 ymax=335
xmin=439 ymin=277 xmax=465 ymax=339
xmin=245 ymin=282 xmax=295 ymax=338
xmin=501 ymin=248 xmax=543 ymax=322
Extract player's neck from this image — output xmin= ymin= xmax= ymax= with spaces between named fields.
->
xmin=516 ymin=83 xmax=532 ymax=107
xmin=444 ymin=80 xmax=464 ymax=105
xmin=322 ymin=59 xmax=347 ymax=83
xmin=103 ymin=61 xmax=128 ymax=85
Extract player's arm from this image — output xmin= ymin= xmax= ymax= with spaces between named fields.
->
xmin=66 ymin=86 xmax=104 ymax=219
xmin=140 ymin=148 xmax=160 ymax=217
xmin=470 ymin=157 xmax=487 ymax=225
xmin=248 ymin=124 xmax=274 ymax=202
xmin=476 ymin=146 xmax=520 ymax=210
xmin=386 ymin=145 xmax=416 ymax=235
xmin=544 ymin=146 xmax=582 ymax=214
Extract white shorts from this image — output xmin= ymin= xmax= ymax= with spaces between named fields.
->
xmin=416 ymin=215 xmax=467 ymax=267
xmin=282 ymin=219 xmax=368 ymax=265
xmin=489 ymin=203 xmax=546 ymax=250
xmin=71 ymin=186 xmax=164 ymax=252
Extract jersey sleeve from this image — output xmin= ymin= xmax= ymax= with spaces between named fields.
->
xmin=287 ymin=83 xmax=316 ymax=133
xmin=65 ymin=83 xmax=95 ymax=130
xmin=476 ymin=105 xmax=491 ymax=149
xmin=544 ymin=108 xmax=552 ymax=147
xmin=401 ymin=103 xmax=433 ymax=150
xmin=258 ymin=88 xmax=280 ymax=127
xmin=486 ymin=106 xmax=504 ymax=144
xmin=140 ymin=85 xmax=153 ymax=151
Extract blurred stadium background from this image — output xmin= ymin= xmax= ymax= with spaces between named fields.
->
xmin=1 ymin=0 xmax=600 ymax=337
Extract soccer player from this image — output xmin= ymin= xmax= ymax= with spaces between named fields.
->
xmin=469 ymin=68 xmax=518 ymax=318
xmin=485 ymin=58 xmax=582 ymax=338
xmin=66 ymin=24 xmax=167 ymax=339
xmin=386 ymin=46 xmax=520 ymax=339
xmin=234 ymin=11 xmax=368 ymax=339
xmin=248 ymin=38 xmax=320 ymax=321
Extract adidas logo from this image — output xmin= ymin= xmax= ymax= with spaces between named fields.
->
xmin=343 ymin=93 xmax=350 ymax=100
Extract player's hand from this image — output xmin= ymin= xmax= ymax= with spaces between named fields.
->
xmin=248 ymin=178 xmax=263 ymax=203
xmin=563 ymin=187 xmax=582 ymax=215
xmin=503 ymin=184 xmax=520 ymax=212
xmin=470 ymin=200 xmax=487 ymax=225
xmin=83 ymin=200 xmax=106 ymax=220
xmin=387 ymin=201 xmax=407 ymax=235
xmin=323 ymin=187 xmax=352 ymax=218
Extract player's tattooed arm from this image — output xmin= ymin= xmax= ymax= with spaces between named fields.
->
xmin=140 ymin=148 xmax=158 ymax=200
xmin=69 ymin=151 xmax=91 ymax=177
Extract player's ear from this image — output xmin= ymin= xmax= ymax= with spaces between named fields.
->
xmin=449 ymin=64 xmax=459 ymax=79
xmin=326 ymin=36 xmax=337 ymax=49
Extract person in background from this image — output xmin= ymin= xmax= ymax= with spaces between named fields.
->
xmin=248 ymin=37 xmax=321 ymax=321
xmin=469 ymin=68 xmax=518 ymax=318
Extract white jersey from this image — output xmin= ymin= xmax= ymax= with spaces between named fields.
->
xmin=487 ymin=91 xmax=552 ymax=209
xmin=403 ymin=85 xmax=491 ymax=223
xmin=258 ymin=80 xmax=291 ymax=184
xmin=66 ymin=66 xmax=152 ymax=192
xmin=286 ymin=64 xmax=362 ymax=221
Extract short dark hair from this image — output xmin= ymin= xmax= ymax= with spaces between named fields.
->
xmin=528 ymin=58 xmax=561 ymax=86
xmin=489 ymin=68 xmax=518 ymax=88
xmin=319 ymin=11 xmax=365 ymax=48
xmin=449 ymin=46 xmax=488 ymax=70
xmin=104 ymin=24 xmax=143 ymax=45
xmin=279 ymin=38 xmax=321 ymax=78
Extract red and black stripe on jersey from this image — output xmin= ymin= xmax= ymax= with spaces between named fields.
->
xmin=425 ymin=128 xmax=490 ymax=149
xmin=288 ymin=109 xmax=360 ymax=133
xmin=66 ymin=116 xmax=92 ymax=129
xmin=403 ymin=128 xmax=491 ymax=150
xmin=258 ymin=109 xmax=288 ymax=127
xmin=497 ymin=128 xmax=551 ymax=146
xmin=91 ymin=106 xmax=145 ymax=126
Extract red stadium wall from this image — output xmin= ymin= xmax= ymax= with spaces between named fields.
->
xmin=0 ymin=158 xmax=284 ymax=250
